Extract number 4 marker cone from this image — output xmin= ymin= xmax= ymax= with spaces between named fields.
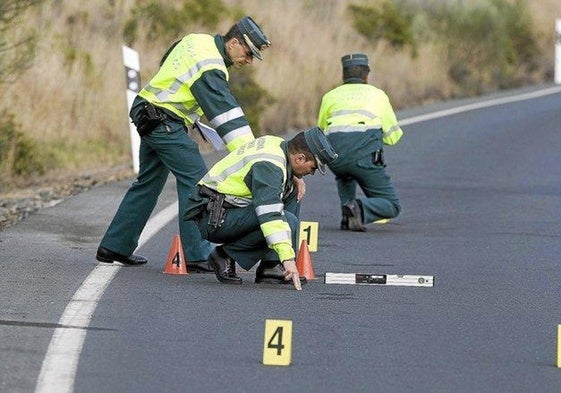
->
xmin=296 ymin=240 xmax=315 ymax=280
xmin=163 ymin=234 xmax=188 ymax=275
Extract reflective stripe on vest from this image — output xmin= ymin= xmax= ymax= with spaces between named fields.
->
xmin=384 ymin=125 xmax=402 ymax=143
xmin=324 ymin=124 xmax=374 ymax=134
xmin=200 ymin=136 xmax=287 ymax=207
xmin=318 ymin=83 xmax=403 ymax=145
xmin=138 ymin=34 xmax=228 ymax=125
xmin=265 ymin=229 xmax=291 ymax=246
xmin=256 ymin=203 xmax=284 ymax=216
xmin=208 ymin=108 xmax=253 ymax=147
xmin=209 ymin=107 xmax=244 ymax=128
xmin=142 ymin=85 xmax=201 ymax=124
xmin=199 ymin=136 xmax=294 ymax=259
xmin=330 ymin=108 xmax=377 ymax=120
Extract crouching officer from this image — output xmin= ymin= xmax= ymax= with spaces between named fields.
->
xmin=317 ymin=53 xmax=403 ymax=231
xmin=183 ymin=128 xmax=338 ymax=290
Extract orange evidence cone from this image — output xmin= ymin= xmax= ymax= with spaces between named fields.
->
xmin=296 ymin=240 xmax=315 ymax=280
xmin=163 ymin=234 xmax=188 ymax=275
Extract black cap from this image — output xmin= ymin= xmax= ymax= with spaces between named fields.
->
xmin=303 ymin=127 xmax=338 ymax=175
xmin=237 ymin=16 xmax=270 ymax=60
xmin=341 ymin=53 xmax=369 ymax=68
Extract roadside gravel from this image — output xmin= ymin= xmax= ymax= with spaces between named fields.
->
xmin=0 ymin=165 xmax=134 ymax=231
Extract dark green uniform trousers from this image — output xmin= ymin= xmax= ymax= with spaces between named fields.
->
xmin=327 ymin=130 xmax=400 ymax=224
xmin=187 ymin=190 xmax=300 ymax=270
xmin=99 ymin=100 xmax=212 ymax=261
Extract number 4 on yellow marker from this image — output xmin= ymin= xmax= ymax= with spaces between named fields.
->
xmin=263 ymin=319 xmax=292 ymax=366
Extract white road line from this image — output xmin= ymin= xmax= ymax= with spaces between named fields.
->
xmin=35 ymin=201 xmax=178 ymax=393
xmin=34 ymin=84 xmax=561 ymax=392
xmin=400 ymin=85 xmax=561 ymax=126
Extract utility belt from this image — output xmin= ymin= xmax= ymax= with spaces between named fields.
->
xmin=199 ymin=185 xmax=235 ymax=228
xmin=133 ymin=101 xmax=171 ymax=137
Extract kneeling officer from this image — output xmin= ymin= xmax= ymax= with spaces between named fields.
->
xmin=184 ymin=128 xmax=337 ymax=290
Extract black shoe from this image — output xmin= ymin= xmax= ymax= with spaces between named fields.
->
xmin=255 ymin=261 xmax=307 ymax=285
xmin=96 ymin=246 xmax=148 ymax=265
xmin=342 ymin=200 xmax=367 ymax=232
xmin=208 ymin=247 xmax=242 ymax=285
xmin=340 ymin=213 xmax=349 ymax=230
xmin=188 ymin=260 xmax=213 ymax=273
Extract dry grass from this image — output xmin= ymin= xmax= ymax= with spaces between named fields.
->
xmin=2 ymin=0 xmax=558 ymax=177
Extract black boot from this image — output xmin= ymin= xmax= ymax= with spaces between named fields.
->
xmin=96 ymin=246 xmax=148 ymax=265
xmin=342 ymin=200 xmax=367 ymax=232
xmin=188 ymin=260 xmax=214 ymax=273
xmin=208 ymin=246 xmax=242 ymax=284
xmin=340 ymin=213 xmax=349 ymax=230
xmin=255 ymin=261 xmax=307 ymax=285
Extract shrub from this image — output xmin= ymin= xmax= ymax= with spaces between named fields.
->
xmin=427 ymin=0 xmax=540 ymax=93
xmin=0 ymin=110 xmax=47 ymax=187
xmin=124 ymin=0 xmax=230 ymax=44
xmin=348 ymin=1 xmax=417 ymax=55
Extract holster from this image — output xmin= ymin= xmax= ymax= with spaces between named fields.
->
xmin=206 ymin=193 xmax=226 ymax=228
xmin=372 ymin=149 xmax=385 ymax=167
xmin=133 ymin=102 xmax=165 ymax=137
xmin=195 ymin=185 xmax=234 ymax=228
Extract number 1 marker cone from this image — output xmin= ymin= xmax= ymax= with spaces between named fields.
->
xmin=296 ymin=240 xmax=315 ymax=280
xmin=163 ymin=234 xmax=188 ymax=275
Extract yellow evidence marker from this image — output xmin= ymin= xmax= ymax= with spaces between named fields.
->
xmin=557 ymin=325 xmax=561 ymax=368
xmin=298 ymin=221 xmax=318 ymax=252
xmin=263 ymin=319 xmax=293 ymax=366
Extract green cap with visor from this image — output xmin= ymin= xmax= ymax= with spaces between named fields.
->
xmin=237 ymin=16 xmax=270 ymax=60
xmin=303 ymin=127 xmax=338 ymax=175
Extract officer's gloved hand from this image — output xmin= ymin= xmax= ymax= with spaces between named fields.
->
xmin=281 ymin=259 xmax=302 ymax=290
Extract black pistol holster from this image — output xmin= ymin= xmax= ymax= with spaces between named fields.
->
xmin=198 ymin=186 xmax=228 ymax=228
xmin=206 ymin=192 xmax=226 ymax=228
xmin=373 ymin=148 xmax=385 ymax=167
xmin=134 ymin=102 xmax=166 ymax=137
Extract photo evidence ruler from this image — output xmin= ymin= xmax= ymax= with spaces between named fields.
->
xmin=324 ymin=273 xmax=434 ymax=287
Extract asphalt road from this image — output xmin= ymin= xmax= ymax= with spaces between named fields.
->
xmin=1 ymin=85 xmax=561 ymax=393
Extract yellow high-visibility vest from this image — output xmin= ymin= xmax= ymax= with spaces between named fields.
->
xmin=139 ymin=34 xmax=224 ymax=125
xmin=317 ymin=83 xmax=403 ymax=145
xmin=139 ymin=34 xmax=254 ymax=151
xmin=200 ymin=136 xmax=295 ymax=261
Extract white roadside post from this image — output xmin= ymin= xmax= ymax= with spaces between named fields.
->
xmin=122 ymin=46 xmax=141 ymax=173
xmin=556 ymin=19 xmax=561 ymax=85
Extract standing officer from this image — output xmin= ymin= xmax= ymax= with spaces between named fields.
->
xmin=317 ymin=53 xmax=403 ymax=231
xmin=183 ymin=128 xmax=338 ymax=290
xmin=96 ymin=16 xmax=270 ymax=267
